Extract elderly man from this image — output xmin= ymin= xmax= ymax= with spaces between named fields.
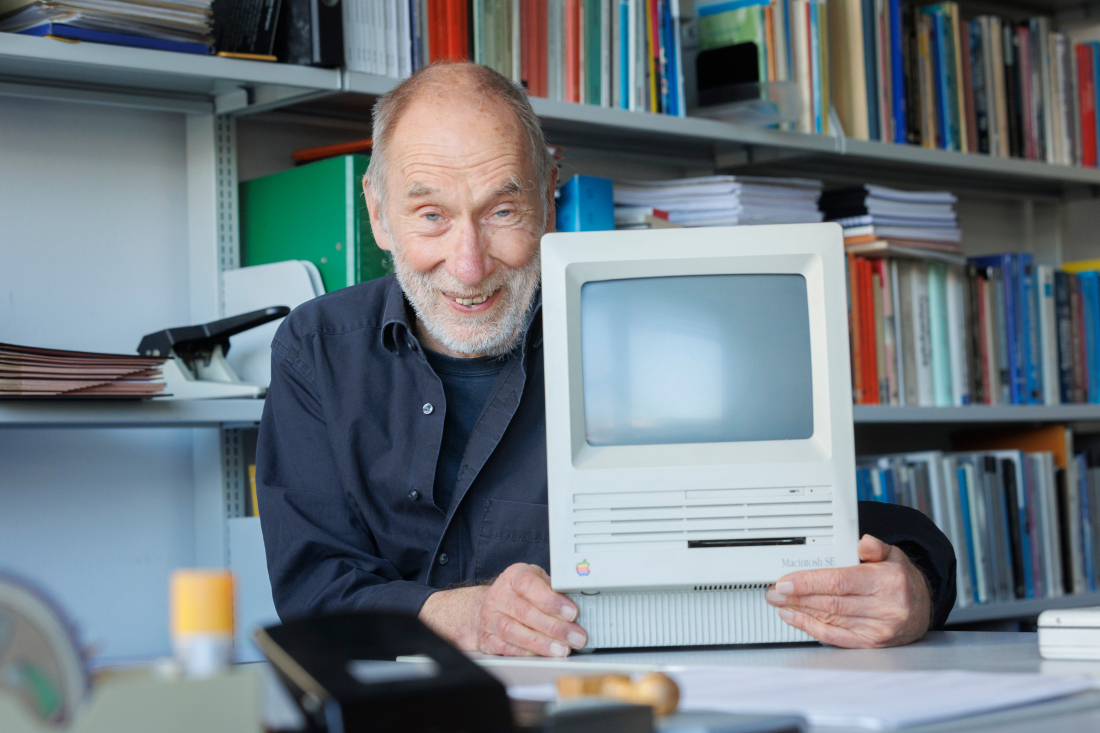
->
xmin=256 ymin=61 xmax=956 ymax=657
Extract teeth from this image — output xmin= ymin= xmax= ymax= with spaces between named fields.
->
xmin=454 ymin=294 xmax=488 ymax=306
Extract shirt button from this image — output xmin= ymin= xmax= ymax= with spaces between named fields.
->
xmin=438 ymin=553 xmax=449 ymax=566
xmin=422 ymin=403 xmax=434 ymax=415
xmin=408 ymin=489 xmax=420 ymax=501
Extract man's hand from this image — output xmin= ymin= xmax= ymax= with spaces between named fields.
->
xmin=419 ymin=563 xmax=588 ymax=657
xmin=765 ymin=534 xmax=933 ymax=648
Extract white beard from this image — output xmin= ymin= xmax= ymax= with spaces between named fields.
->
xmin=393 ymin=246 xmax=541 ymax=357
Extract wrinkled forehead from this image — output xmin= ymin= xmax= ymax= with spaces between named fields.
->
xmin=385 ymin=92 xmax=534 ymax=193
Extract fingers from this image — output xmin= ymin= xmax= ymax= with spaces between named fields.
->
xmin=477 ymin=564 xmax=588 ymax=658
xmin=776 ymin=606 xmax=887 ymax=649
xmin=766 ymin=590 xmax=892 ymax=621
xmin=773 ymin=566 xmax=877 ymax=598
xmin=510 ymin=564 xmax=579 ymax=623
xmin=857 ymin=534 xmax=891 ymax=563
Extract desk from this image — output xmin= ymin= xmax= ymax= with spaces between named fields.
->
xmin=473 ymin=631 xmax=1100 ymax=732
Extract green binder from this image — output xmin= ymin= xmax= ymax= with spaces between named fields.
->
xmin=240 ymin=155 xmax=392 ymax=293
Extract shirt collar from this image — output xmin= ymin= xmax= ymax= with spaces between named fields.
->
xmin=381 ymin=277 xmax=544 ymax=356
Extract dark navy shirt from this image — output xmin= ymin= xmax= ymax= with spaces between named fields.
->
xmin=256 ymin=275 xmax=957 ymax=629
xmin=423 ymin=349 xmax=507 ymax=515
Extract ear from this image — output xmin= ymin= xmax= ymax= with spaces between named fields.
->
xmin=363 ymin=175 xmax=393 ymax=252
xmin=544 ymin=165 xmax=559 ymax=234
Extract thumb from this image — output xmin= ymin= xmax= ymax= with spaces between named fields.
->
xmin=858 ymin=534 xmax=891 ymax=563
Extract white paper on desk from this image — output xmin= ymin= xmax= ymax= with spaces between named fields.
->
xmin=508 ymin=666 xmax=1095 ymax=729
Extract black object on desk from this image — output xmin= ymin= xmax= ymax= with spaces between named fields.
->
xmin=137 ymin=307 xmax=290 ymax=363
xmin=254 ymin=612 xmax=513 ymax=733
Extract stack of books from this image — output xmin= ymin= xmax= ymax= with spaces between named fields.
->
xmin=822 ymin=184 xmax=962 ymax=263
xmin=612 ymin=175 xmax=823 ymax=228
xmin=0 ymin=342 xmax=166 ymax=398
xmin=341 ymin=0 xmax=686 ymax=116
xmin=828 ymin=0 xmax=1093 ymax=167
xmin=0 ymin=0 xmax=214 ymax=55
xmin=857 ymin=426 xmax=1100 ymax=609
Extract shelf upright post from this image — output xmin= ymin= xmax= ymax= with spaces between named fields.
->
xmin=186 ymin=112 xmax=245 ymax=568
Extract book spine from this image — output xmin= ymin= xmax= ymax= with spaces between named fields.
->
xmin=928 ymin=262 xmax=954 ymax=406
xmin=1039 ymin=265 xmax=1059 ymax=406
xmin=1004 ymin=23 xmax=1022 ymax=157
xmin=862 ymin=0 xmax=880 ymax=141
xmin=1023 ymin=259 xmax=1043 ymax=404
xmin=977 ymin=273 xmax=994 ymax=403
xmin=965 ymin=263 xmax=983 ymax=404
xmin=872 ymin=264 xmax=886 ymax=403
xmin=849 ymin=254 xmax=864 ymax=403
xmin=888 ymin=0 xmax=906 ymax=143
xmin=891 ymin=260 xmax=905 ymax=405
xmin=946 ymin=265 xmax=969 ymax=405
xmin=1017 ymin=25 xmax=1036 ymax=160
xmin=1055 ymin=270 xmax=1075 ymax=404
xmin=941 ymin=9 xmax=962 ymax=151
xmin=1089 ymin=275 xmax=1100 ymax=404
xmin=960 ymin=17 xmax=979 ymax=154
xmin=978 ymin=17 xmax=998 ymax=156
xmin=930 ymin=11 xmax=952 ymax=150
xmin=990 ymin=17 xmax=1010 ymax=157
xmin=914 ymin=262 xmax=935 ymax=405
xmin=1072 ymin=274 xmax=1089 ymax=403
xmin=918 ymin=14 xmax=937 ymax=148
xmin=1082 ymin=44 xmax=1100 ymax=167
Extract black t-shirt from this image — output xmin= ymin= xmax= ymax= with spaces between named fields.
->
xmin=424 ymin=348 xmax=508 ymax=515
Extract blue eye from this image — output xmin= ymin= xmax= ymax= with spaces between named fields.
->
xmin=495 ymin=210 xmax=512 ymax=217
xmin=424 ymin=213 xmax=441 ymax=221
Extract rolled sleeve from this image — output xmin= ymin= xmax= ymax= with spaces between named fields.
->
xmin=256 ymin=333 xmax=436 ymax=621
xmin=858 ymin=501 xmax=958 ymax=630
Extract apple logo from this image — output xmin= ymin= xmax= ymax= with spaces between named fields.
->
xmin=576 ymin=560 xmax=590 ymax=576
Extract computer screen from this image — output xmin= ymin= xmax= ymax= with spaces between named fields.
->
xmin=580 ymin=274 xmax=814 ymax=447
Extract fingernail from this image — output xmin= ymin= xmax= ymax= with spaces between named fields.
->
xmin=560 ymin=604 xmax=578 ymax=622
xmin=779 ymin=607 xmax=794 ymax=621
xmin=568 ymin=631 xmax=587 ymax=649
xmin=765 ymin=589 xmax=786 ymax=604
xmin=550 ymin=642 xmax=569 ymax=657
xmin=776 ymin=581 xmax=794 ymax=595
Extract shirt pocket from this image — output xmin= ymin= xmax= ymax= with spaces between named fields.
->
xmin=474 ymin=499 xmax=550 ymax=580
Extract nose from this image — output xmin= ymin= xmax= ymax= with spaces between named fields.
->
xmin=446 ymin=215 xmax=493 ymax=287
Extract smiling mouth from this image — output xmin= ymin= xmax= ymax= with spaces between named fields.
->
xmin=447 ymin=290 xmax=497 ymax=307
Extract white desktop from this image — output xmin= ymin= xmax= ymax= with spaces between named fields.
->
xmin=541 ymin=223 xmax=860 ymax=649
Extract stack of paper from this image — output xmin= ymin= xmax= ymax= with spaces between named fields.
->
xmin=613 ymin=175 xmax=824 ymax=229
xmin=0 ymin=343 xmax=165 ymax=398
xmin=820 ymin=185 xmax=962 ymax=259
xmin=506 ymin=665 xmax=1096 ymax=730
xmin=0 ymin=1 xmax=214 ymax=55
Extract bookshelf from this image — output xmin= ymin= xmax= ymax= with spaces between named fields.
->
xmin=2 ymin=24 xmax=1100 ymax=652
xmin=948 ymin=592 xmax=1100 ymax=625
xmin=854 ymin=405 xmax=1100 ymax=424
xmin=0 ymin=399 xmax=264 ymax=428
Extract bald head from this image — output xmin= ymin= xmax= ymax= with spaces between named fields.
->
xmin=365 ymin=62 xmax=554 ymax=228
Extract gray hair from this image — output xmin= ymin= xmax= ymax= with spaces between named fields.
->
xmin=365 ymin=61 xmax=555 ymax=232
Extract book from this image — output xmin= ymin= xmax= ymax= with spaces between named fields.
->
xmin=276 ymin=0 xmax=343 ymax=67
xmin=13 ymin=20 xmax=210 ymax=55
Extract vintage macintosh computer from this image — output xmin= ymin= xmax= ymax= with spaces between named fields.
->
xmin=541 ymin=223 xmax=860 ymax=649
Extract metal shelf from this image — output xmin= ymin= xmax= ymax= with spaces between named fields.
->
xmin=329 ymin=71 xmax=1100 ymax=194
xmin=947 ymin=593 xmax=1100 ymax=625
xmin=854 ymin=405 xmax=1100 ymax=424
xmin=2 ymin=34 xmax=1098 ymax=191
xmin=0 ymin=33 xmax=341 ymax=114
xmin=0 ymin=398 xmax=265 ymax=428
